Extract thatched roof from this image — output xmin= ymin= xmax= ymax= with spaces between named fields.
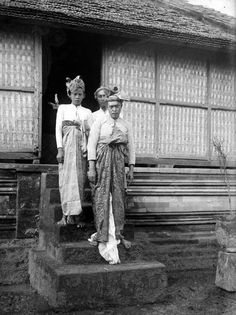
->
xmin=1 ymin=0 xmax=236 ymax=49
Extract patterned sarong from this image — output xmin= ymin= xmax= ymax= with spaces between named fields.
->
xmin=59 ymin=121 xmax=86 ymax=216
xmin=92 ymin=125 xmax=128 ymax=242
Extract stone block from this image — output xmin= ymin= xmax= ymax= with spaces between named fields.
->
xmin=0 ymin=239 xmax=36 ymax=285
xmin=49 ymin=189 xmax=61 ymax=204
xmin=215 ymin=217 xmax=236 ymax=248
xmin=46 ymin=174 xmax=59 ymax=189
xmin=215 ymin=250 xmax=236 ymax=291
xmin=17 ymin=173 xmax=41 ymax=210
xmin=29 ymin=249 xmax=167 ymax=310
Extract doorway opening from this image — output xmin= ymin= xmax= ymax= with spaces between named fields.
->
xmin=41 ymin=28 xmax=102 ymax=164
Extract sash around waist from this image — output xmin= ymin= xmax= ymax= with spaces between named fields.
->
xmin=62 ymin=120 xmax=81 ymax=129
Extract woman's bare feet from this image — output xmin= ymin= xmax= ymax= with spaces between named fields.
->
xmin=121 ymin=238 xmax=132 ymax=249
xmin=75 ymin=214 xmax=86 ymax=228
xmin=77 ymin=221 xmax=85 ymax=228
xmin=67 ymin=215 xmax=75 ymax=225
xmin=57 ymin=215 xmax=67 ymax=226
xmin=88 ymin=233 xmax=98 ymax=246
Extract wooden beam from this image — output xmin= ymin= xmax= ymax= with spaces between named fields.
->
xmin=0 ymin=86 xmax=35 ymax=93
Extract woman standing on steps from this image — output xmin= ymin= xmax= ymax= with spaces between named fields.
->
xmin=87 ymin=93 xmax=135 ymax=264
xmin=55 ymin=76 xmax=93 ymax=227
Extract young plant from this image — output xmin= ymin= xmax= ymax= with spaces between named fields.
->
xmin=212 ymin=138 xmax=233 ymax=218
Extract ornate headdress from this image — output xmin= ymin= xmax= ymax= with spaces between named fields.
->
xmin=66 ymin=75 xmax=85 ymax=96
xmin=108 ymin=87 xmax=130 ymax=102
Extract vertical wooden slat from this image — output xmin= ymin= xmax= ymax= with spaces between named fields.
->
xmin=101 ymin=44 xmax=107 ymax=86
xmin=206 ymin=59 xmax=212 ymax=161
xmin=155 ymin=52 xmax=161 ymax=158
xmin=34 ymin=32 xmax=42 ymax=158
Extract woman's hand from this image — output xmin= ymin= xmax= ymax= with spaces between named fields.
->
xmin=88 ymin=161 xmax=96 ymax=183
xmin=126 ymin=165 xmax=134 ymax=185
xmin=56 ymin=148 xmax=64 ymax=164
xmin=84 ymin=119 xmax=90 ymax=132
xmin=87 ymin=168 xmax=96 ymax=183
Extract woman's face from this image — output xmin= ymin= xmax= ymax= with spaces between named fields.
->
xmin=96 ymin=89 xmax=109 ymax=110
xmin=108 ymin=100 xmax=122 ymax=120
xmin=70 ymin=88 xmax=84 ymax=106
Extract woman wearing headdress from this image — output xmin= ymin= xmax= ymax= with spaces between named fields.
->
xmin=87 ymin=92 xmax=135 ymax=264
xmin=55 ymin=76 xmax=94 ymax=226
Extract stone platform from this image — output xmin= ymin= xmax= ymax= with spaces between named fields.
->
xmin=29 ymin=249 xmax=167 ymax=310
xmin=29 ymin=172 xmax=167 ymax=310
xmin=215 ymin=250 xmax=236 ymax=292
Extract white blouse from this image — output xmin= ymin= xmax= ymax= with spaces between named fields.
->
xmin=87 ymin=115 xmax=135 ymax=165
xmin=92 ymin=108 xmax=109 ymax=121
xmin=55 ymin=104 xmax=94 ymax=148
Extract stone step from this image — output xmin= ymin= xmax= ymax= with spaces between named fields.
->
xmin=41 ymin=203 xmax=94 ymax=228
xmin=47 ymin=241 xmax=141 ymax=265
xmin=46 ymin=237 xmax=218 ymax=266
xmin=29 ymin=249 xmax=167 ymax=311
xmin=162 ymin=254 xmax=218 ymax=271
xmin=41 ymin=222 xmax=134 ymax=245
xmin=147 ymin=235 xmax=218 ymax=246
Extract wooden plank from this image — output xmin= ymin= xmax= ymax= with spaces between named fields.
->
xmin=0 ymin=152 xmax=36 ymax=160
xmin=135 ymin=156 xmax=236 ymax=167
xmin=0 ymin=87 xmax=35 ymax=93
xmin=160 ymin=100 xmax=206 ymax=109
xmin=130 ymin=97 xmax=155 ymax=104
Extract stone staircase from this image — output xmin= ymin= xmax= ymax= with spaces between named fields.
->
xmin=29 ymin=172 xmax=167 ymax=311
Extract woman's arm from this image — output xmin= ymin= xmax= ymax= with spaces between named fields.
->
xmin=87 ymin=119 xmax=101 ymax=183
xmin=55 ymin=106 xmax=64 ymax=163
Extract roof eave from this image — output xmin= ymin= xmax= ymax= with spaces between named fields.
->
xmin=0 ymin=5 xmax=235 ymax=51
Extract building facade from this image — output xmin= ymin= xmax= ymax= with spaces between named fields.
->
xmin=0 ymin=0 xmax=235 ymax=238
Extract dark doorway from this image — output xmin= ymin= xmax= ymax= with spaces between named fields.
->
xmin=41 ymin=28 xmax=102 ymax=164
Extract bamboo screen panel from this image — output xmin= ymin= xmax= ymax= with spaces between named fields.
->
xmin=210 ymin=65 xmax=236 ymax=109
xmin=0 ymin=30 xmax=39 ymax=152
xmin=104 ymin=45 xmax=155 ymax=99
xmin=158 ymin=105 xmax=208 ymax=157
xmin=0 ymin=92 xmax=35 ymax=151
xmin=159 ymin=55 xmax=207 ymax=104
xmin=211 ymin=110 xmax=236 ymax=159
xmin=122 ymin=101 xmax=155 ymax=155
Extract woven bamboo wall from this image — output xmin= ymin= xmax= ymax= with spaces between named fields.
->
xmin=0 ymin=30 xmax=40 ymax=153
xmin=104 ymin=45 xmax=155 ymax=99
xmin=158 ymin=105 xmax=207 ymax=157
xmin=158 ymin=54 xmax=208 ymax=157
xmin=210 ymin=64 xmax=236 ymax=109
xmin=159 ymin=55 xmax=207 ymax=104
xmin=210 ymin=63 xmax=236 ymax=160
xmin=211 ymin=110 xmax=236 ymax=159
xmin=103 ymin=44 xmax=235 ymax=163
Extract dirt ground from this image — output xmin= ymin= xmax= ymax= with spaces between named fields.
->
xmin=0 ymin=269 xmax=236 ymax=315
